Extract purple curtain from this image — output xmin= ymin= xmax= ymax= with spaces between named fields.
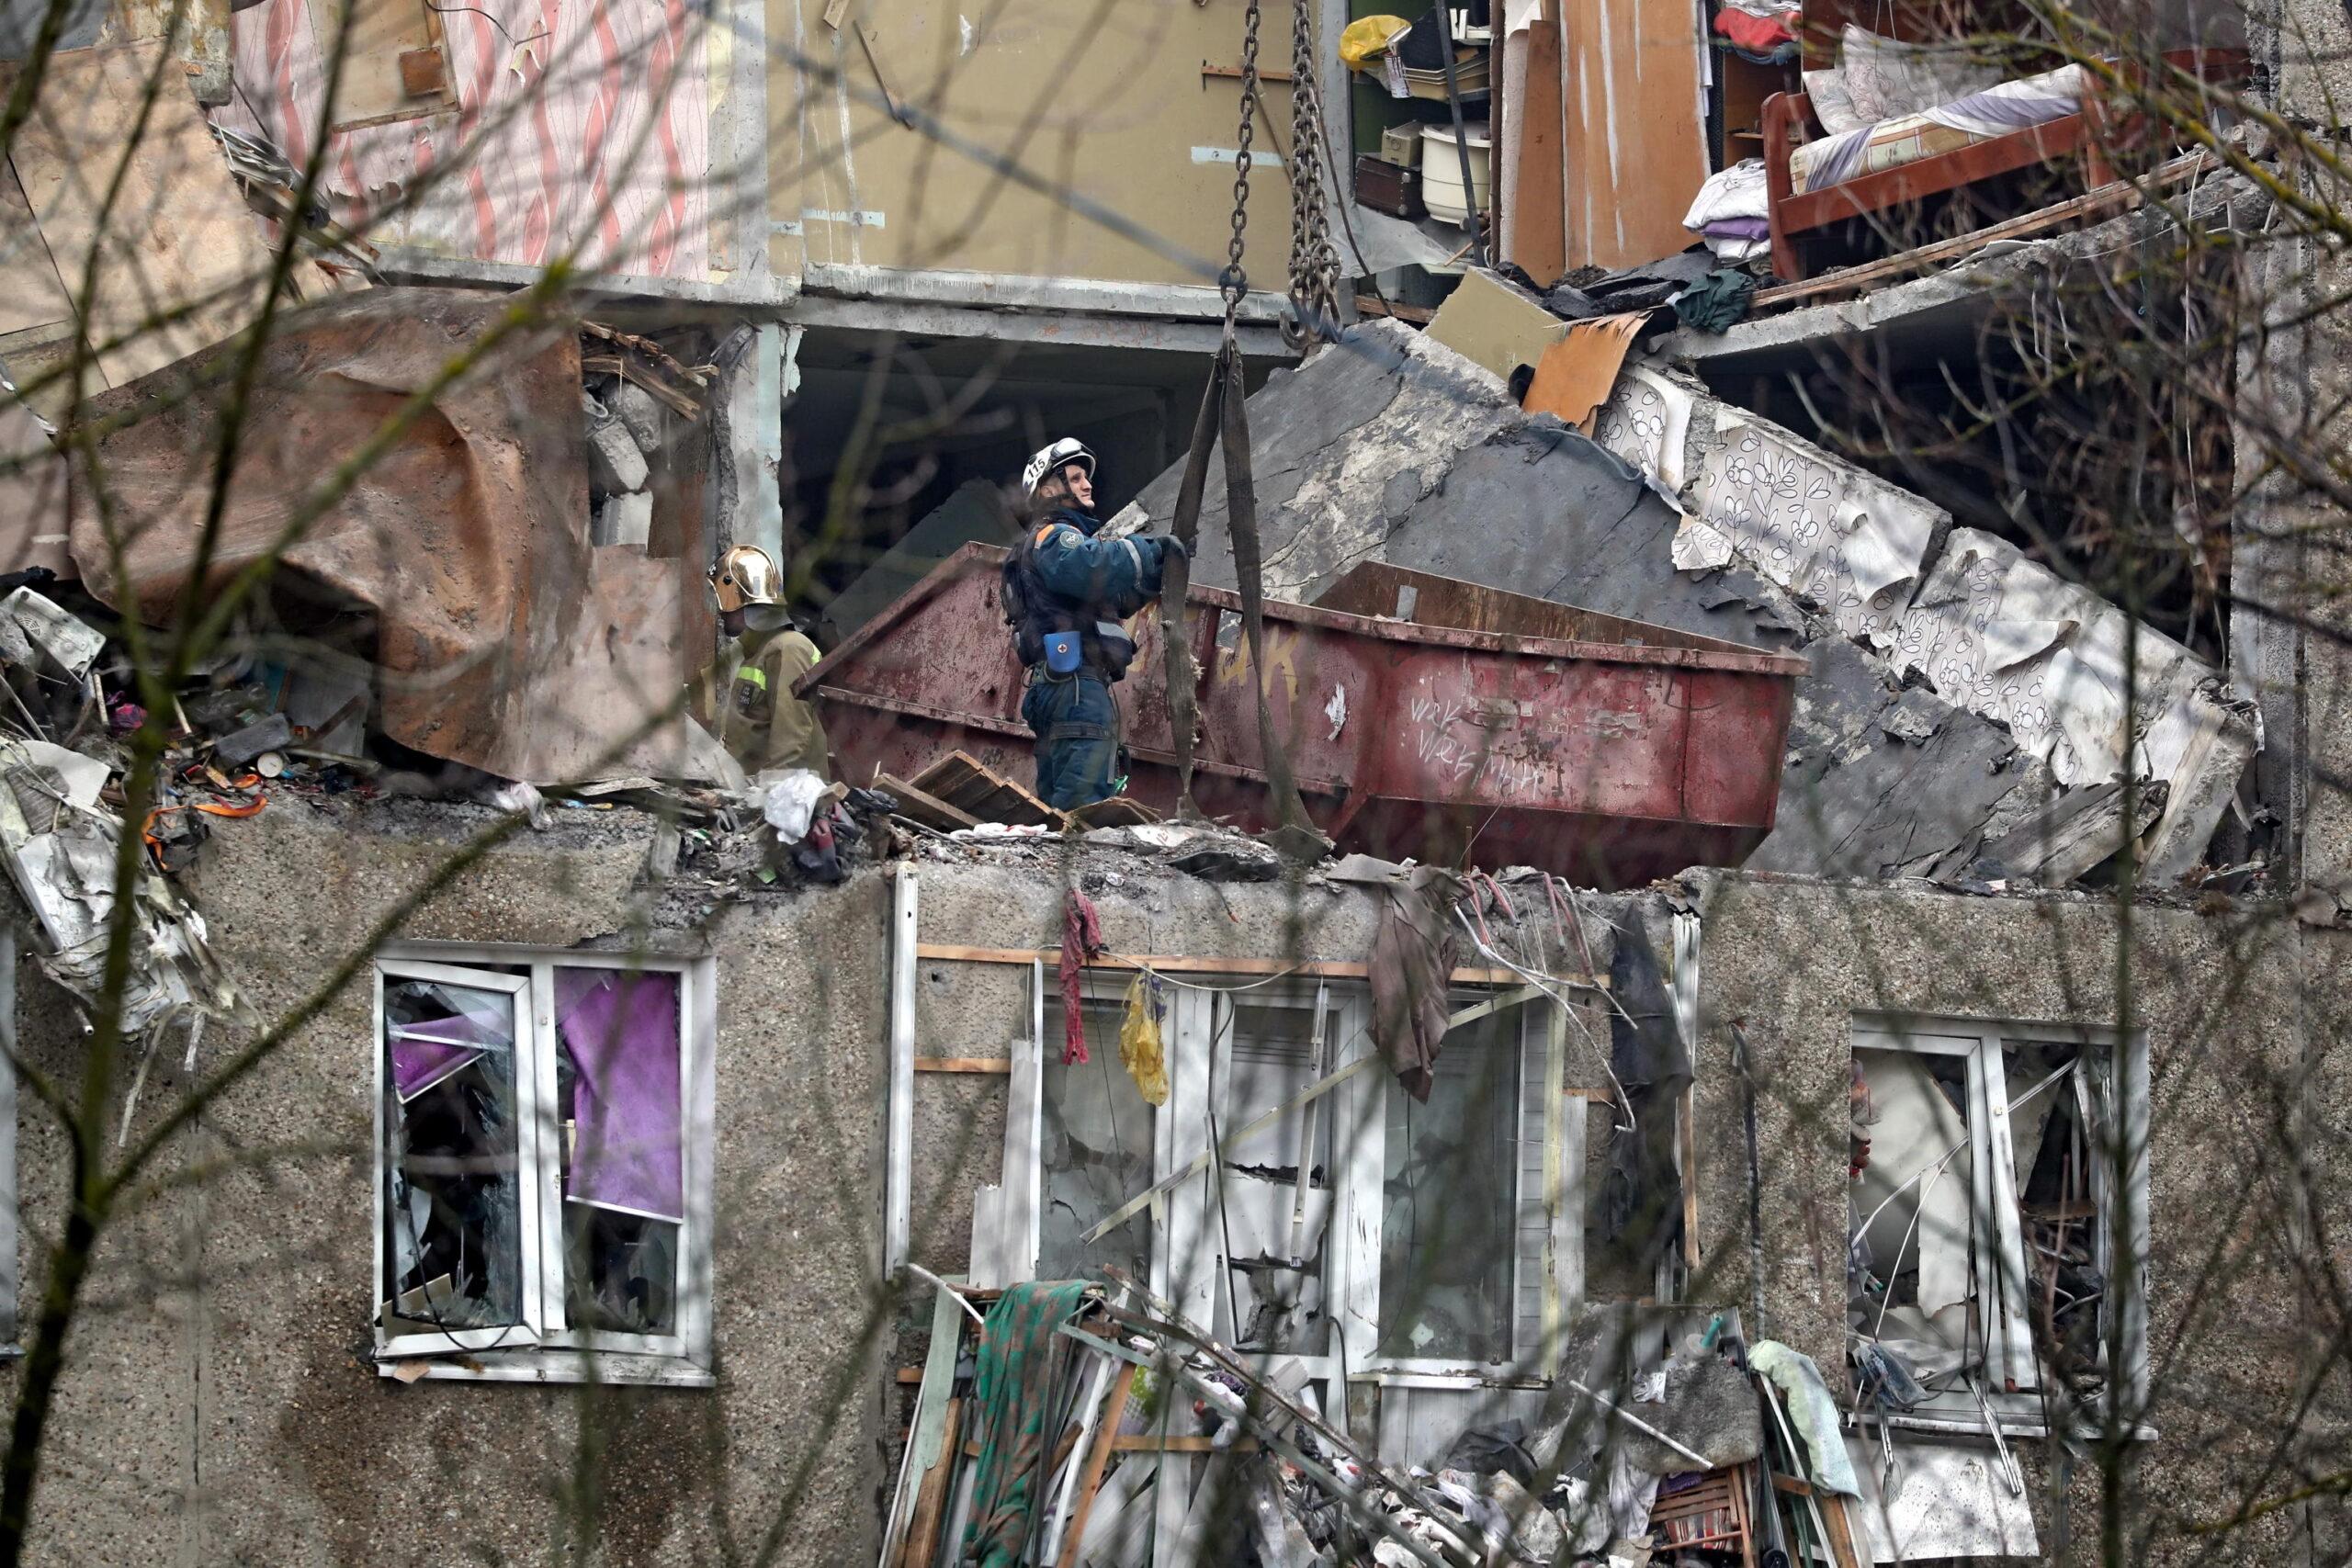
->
xmin=389 ymin=987 xmax=508 ymax=1101
xmin=554 ymin=969 xmax=684 ymax=1224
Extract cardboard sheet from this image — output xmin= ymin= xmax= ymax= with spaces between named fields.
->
xmin=1521 ymin=314 xmax=1647 ymax=431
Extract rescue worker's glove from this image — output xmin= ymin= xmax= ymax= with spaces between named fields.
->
xmin=1157 ymin=535 xmax=1190 ymax=564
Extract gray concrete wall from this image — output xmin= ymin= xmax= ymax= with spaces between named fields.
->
xmin=6 ymin=797 xmax=893 ymax=1567
xmin=1684 ymin=872 xmax=2338 ymax=1563
xmin=14 ymin=804 xmax=1626 ymax=1564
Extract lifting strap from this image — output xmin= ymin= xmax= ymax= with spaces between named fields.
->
xmin=1155 ymin=0 xmax=1311 ymax=833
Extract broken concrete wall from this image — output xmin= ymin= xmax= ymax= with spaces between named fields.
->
xmin=1112 ymin=322 xmax=2076 ymax=884
xmin=1114 ymin=318 xmax=2251 ymax=887
xmin=6 ymin=799 xmax=889 ymax=1566
xmin=1683 ymin=870 xmax=2335 ymax=1562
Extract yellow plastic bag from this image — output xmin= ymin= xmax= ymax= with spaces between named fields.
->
xmin=1340 ymin=15 xmax=1411 ymax=69
xmin=1118 ymin=974 xmax=1170 ymax=1107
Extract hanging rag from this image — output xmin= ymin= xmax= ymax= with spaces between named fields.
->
xmin=1601 ymin=915 xmax=1691 ymax=1261
xmin=1749 ymin=1340 xmax=1863 ymax=1497
xmin=961 ymin=1280 xmax=1096 ymax=1567
xmin=1116 ymin=972 xmax=1170 ymax=1105
xmin=1366 ymin=864 xmax=1463 ymax=1101
xmin=1059 ymin=888 xmax=1104 ymax=1064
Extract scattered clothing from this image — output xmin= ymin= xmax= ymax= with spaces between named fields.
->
xmin=1683 ymin=160 xmax=1775 ymax=262
xmin=1059 ymin=888 xmax=1104 ymax=1065
xmin=1749 ymin=1340 xmax=1864 ymax=1496
xmin=1712 ymin=6 xmax=1797 ymax=56
xmin=1672 ymin=267 xmax=1760 ymax=333
xmin=1602 ymin=917 xmax=1691 ymax=1258
xmin=1365 ymin=864 xmax=1464 ymax=1100
xmin=1116 ymin=973 xmax=1170 ymax=1104
xmin=961 ymin=1280 xmax=1096 ymax=1568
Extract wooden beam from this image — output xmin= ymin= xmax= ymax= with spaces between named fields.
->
xmin=1202 ymin=61 xmax=1294 ymax=81
xmin=915 ymin=1056 xmax=1012 ymax=1074
xmin=901 ymin=1397 xmax=963 ymax=1568
xmin=915 ymin=943 xmax=1603 ymax=989
xmin=1352 ymin=295 xmax=1436 ymax=324
xmin=1056 ymin=1364 xmax=1138 ymax=1568
xmin=1110 ymin=1434 xmax=1262 ymax=1452
xmin=1754 ymin=147 xmax=2217 ymax=310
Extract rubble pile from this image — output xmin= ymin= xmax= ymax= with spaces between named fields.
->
xmin=884 ymin=1273 xmax=1889 ymax=1568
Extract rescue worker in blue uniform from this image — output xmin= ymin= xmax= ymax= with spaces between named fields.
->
xmin=1001 ymin=438 xmax=1187 ymax=809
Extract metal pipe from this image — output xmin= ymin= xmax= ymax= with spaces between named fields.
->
xmin=1562 ymin=1377 xmax=1713 ymax=1469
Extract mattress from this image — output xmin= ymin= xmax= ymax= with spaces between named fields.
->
xmin=1791 ymin=62 xmax=2086 ymax=195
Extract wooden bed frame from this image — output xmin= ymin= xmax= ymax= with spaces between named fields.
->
xmin=1758 ymin=46 xmax=2245 ymax=281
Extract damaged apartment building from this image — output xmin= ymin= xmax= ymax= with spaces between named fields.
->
xmin=3 ymin=0 xmax=2352 ymax=1561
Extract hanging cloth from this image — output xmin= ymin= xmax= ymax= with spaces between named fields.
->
xmin=1058 ymin=888 xmax=1104 ymax=1064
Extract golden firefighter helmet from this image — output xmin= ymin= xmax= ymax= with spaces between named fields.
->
xmin=711 ymin=544 xmax=782 ymax=612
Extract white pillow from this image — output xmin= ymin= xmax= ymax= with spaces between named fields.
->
xmin=1804 ymin=68 xmax=1868 ymax=135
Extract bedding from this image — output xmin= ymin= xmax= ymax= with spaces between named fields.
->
xmin=1790 ymin=62 xmax=2086 ymax=194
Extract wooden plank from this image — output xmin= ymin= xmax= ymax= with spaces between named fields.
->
xmin=915 ymin=1056 xmax=1012 ymax=1074
xmin=1110 ymin=1434 xmax=1261 ymax=1452
xmin=1816 ymin=1494 xmax=1866 ymax=1568
xmin=1500 ymin=0 xmax=1565 ymax=287
xmin=902 ymin=1397 xmax=964 ymax=1568
xmin=1 ymin=42 xmax=277 ymax=389
xmin=1560 ymin=0 xmax=1708 ymax=269
xmin=908 ymin=749 xmax=1065 ymax=828
xmin=1351 ymin=295 xmax=1436 ymax=324
xmin=876 ymin=773 xmax=982 ymax=831
xmin=1753 ymin=147 xmax=2217 ymax=309
xmin=915 ymin=943 xmax=1601 ymax=988
xmin=1055 ymin=1363 xmax=1138 ymax=1568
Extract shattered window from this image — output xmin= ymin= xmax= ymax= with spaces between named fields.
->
xmin=381 ymin=972 xmax=529 ymax=1342
xmin=1039 ymin=999 xmax=1152 ymax=1289
xmin=1376 ymin=1004 xmax=1523 ymax=1365
xmin=374 ymin=952 xmax=712 ymax=1382
xmin=1220 ymin=996 xmax=1338 ymax=1353
xmin=1849 ymin=1019 xmax=2144 ymax=1435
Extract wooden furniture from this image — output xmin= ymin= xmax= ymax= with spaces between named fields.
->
xmin=1759 ymin=47 xmax=2246 ymax=279
xmin=1649 ymin=1462 xmax=1759 ymax=1567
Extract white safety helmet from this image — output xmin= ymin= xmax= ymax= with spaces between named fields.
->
xmin=711 ymin=543 xmax=782 ymax=612
xmin=1022 ymin=437 xmax=1098 ymax=499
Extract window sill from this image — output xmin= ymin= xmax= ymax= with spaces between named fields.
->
xmin=377 ymin=1349 xmax=715 ymax=1389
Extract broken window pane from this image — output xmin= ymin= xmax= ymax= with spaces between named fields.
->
xmin=554 ymin=967 xmax=683 ymax=1336
xmin=1223 ymin=1000 xmax=1335 ymax=1353
xmin=1377 ymin=1008 xmax=1520 ymax=1362
xmin=1040 ymin=1000 xmax=1152 ymax=1288
xmin=382 ymin=977 xmax=525 ymax=1334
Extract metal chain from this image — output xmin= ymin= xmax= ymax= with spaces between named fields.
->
xmin=1283 ymin=0 xmax=1344 ymax=350
xmin=1221 ymin=0 xmax=1263 ymax=321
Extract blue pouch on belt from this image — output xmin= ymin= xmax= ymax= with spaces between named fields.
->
xmin=1044 ymin=629 xmax=1082 ymax=675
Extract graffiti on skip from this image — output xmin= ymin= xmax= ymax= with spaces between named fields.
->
xmin=1407 ymin=694 xmax=1544 ymax=793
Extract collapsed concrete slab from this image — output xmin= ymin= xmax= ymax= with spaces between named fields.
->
xmin=1113 ymin=318 xmax=2247 ymax=886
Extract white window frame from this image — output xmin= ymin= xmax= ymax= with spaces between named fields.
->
xmin=1330 ymin=987 xmax=1569 ymax=1385
xmin=372 ymin=944 xmax=717 ymax=1386
xmin=1852 ymin=1013 xmax=2149 ymax=1438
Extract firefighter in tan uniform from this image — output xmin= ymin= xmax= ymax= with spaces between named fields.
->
xmin=701 ymin=544 xmax=831 ymax=779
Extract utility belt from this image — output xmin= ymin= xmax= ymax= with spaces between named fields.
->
xmin=1026 ymin=619 xmax=1137 ymax=681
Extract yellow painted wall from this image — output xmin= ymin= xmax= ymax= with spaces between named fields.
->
xmin=767 ymin=0 xmax=1297 ymax=288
